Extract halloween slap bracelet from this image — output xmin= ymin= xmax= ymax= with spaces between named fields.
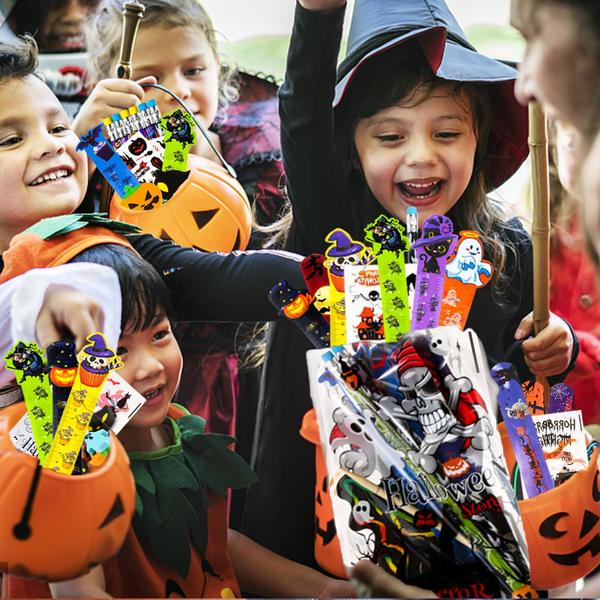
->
xmin=0 ymin=333 xmax=136 ymax=582
xmin=492 ymin=364 xmax=600 ymax=590
xmin=78 ymin=0 xmax=252 ymax=254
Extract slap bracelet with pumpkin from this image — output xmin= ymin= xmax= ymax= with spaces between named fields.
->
xmin=269 ymin=280 xmax=330 ymax=349
xmin=438 ymin=231 xmax=493 ymax=330
xmin=364 ymin=214 xmax=411 ymax=340
xmin=47 ymin=339 xmax=91 ymax=474
xmin=4 ymin=342 xmax=52 ymax=464
xmin=44 ymin=333 xmax=122 ymax=475
xmin=47 ymin=340 xmax=78 ymax=432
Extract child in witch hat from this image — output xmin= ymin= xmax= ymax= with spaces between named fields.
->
xmin=243 ymin=0 xmax=579 ymax=573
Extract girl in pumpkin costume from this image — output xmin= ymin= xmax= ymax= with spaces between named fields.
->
xmin=2 ymin=230 xmax=355 ymax=599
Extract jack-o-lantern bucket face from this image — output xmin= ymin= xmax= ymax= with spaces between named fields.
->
xmin=520 ymin=448 xmax=600 ymax=589
xmin=499 ymin=423 xmax=600 ymax=589
xmin=109 ymin=154 xmax=252 ymax=252
xmin=0 ymin=402 xmax=135 ymax=582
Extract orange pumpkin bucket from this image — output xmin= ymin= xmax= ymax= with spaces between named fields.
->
xmin=499 ymin=423 xmax=600 ymax=589
xmin=0 ymin=402 xmax=136 ymax=582
xmin=109 ymin=153 xmax=252 ymax=253
xmin=300 ymin=408 xmax=346 ymax=578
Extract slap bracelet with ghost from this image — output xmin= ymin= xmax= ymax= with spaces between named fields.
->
xmin=439 ymin=231 xmax=493 ymax=330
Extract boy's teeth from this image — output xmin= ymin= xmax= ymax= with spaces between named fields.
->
xmin=30 ymin=169 xmax=69 ymax=186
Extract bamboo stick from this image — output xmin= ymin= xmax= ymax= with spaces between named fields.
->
xmin=528 ymin=101 xmax=551 ymax=409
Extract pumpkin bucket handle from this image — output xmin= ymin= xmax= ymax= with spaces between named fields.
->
xmin=140 ymin=82 xmax=238 ymax=180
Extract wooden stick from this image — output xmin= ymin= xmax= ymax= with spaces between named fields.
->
xmin=528 ymin=101 xmax=551 ymax=409
xmin=117 ymin=1 xmax=145 ymax=80
xmin=99 ymin=1 xmax=145 ymax=213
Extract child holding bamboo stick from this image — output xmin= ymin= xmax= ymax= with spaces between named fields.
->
xmin=243 ymin=0 xmax=579 ymax=570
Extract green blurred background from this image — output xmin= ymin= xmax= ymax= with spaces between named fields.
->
xmin=225 ymin=25 xmax=524 ymax=81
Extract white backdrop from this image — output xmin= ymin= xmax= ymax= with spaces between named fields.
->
xmin=202 ymin=0 xmax=512 ymax=43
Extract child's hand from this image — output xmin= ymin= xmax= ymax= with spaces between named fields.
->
xmin=350 ymin=560 xmax=436 ymax=598
xmin=316 ymin=577 xmax=356 ymax=598
xmin=515 ymin=311 xmax=574 ymax=377
xmin=37 ymin=285 xmax=105 ymax=351
xmin=72 ymin=75 xmax=157 ymax=137
xmin=298 ymin=0 xmax=346 ymax=12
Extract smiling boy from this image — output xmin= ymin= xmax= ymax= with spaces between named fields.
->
xmin=0 ymin=36 xmax=87 ymax=253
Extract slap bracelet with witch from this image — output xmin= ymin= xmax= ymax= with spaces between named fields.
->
xmin=4 ymin=342 xmax=53 ymax=463
xmin=363 ymin=215 xmax=411 ymax=341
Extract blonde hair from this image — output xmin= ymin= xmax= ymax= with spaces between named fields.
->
xmin=85 ymin=0 xmax=238 ymax=124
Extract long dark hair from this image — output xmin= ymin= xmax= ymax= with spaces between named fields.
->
xmin=70 ymin=244 xmax=174 ymax=333
xmin=334 ymin=42 xmax=517 ymax=299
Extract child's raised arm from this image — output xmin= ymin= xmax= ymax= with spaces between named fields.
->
xmin=72 ymin=76 xmax=156 ymax=138
xmin=279 ymin=1 xmax=347 ymax=253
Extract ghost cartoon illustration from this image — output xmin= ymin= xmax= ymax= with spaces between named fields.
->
xmin=445 ymin=233 xmax=492 ymax=287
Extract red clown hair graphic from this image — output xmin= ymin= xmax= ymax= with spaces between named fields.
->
xmin=391 ymin=341 xmax=440 ymax=385
xmin=391 ymin=340 xmax=484 ymax=427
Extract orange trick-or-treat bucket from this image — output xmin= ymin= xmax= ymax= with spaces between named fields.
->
xmin=305 ymin=412 xmax=600 ymax=591
xmin=0 ymin=402 xmax=135 ymax=582
xmin=109 ymin=154 xmax=252 ymax=253
xmin=500 ymin=423 xmax=600 ymax=590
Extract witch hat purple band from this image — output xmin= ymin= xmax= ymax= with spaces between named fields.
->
xmin=83 ymin=333 xmax=114 ymax=357
xmin=325 ymin=229 xmax=364 ymax=257
xmin=333 ymin=0 xmax=529 ymax=190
